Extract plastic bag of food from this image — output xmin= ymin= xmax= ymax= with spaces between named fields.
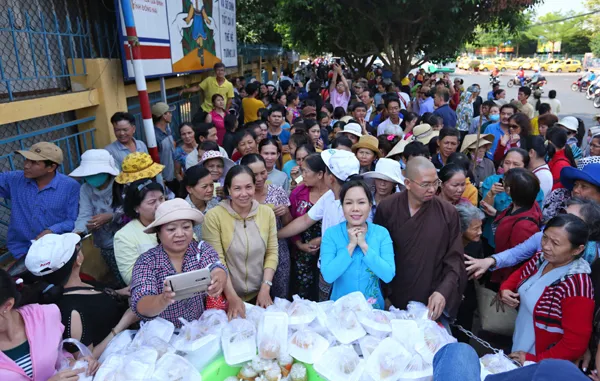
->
xmin=314 ymin=345 xmax=365 ymax=381
xmin=264 ymin=361 xmax=283 ymax=381
xmin=55 ymin=338 xmax=95 ymax=381
xmin=480 ymin=351 xmax=518 ymax=380
xmin=222 ymin=318 xmax=257 ymax=365
xmin=359 ymin=335 xmax=383 ymax=360
xmin=365 ymin=337 xmax=412 ymax=381
xmin=151 ymin=353 xmax=202 ymax=381
xmin=172 ymin=329 xmax=221 ymax=371
xmin=246 ymin=303 xmax=266 ymax=329
xmin=357 ymin=310 xmax=393 ymax=338
xmin=287 ymin=296 xmax=318 ymax=327
xmin=130 ymin=317 xmax=175 ymax=349
xmin=391 ymin=319 xmax=421 ymax=349
xmin=278 ymin=353 xmax=294 ymax=376
xmin=257 ymin=312 xmax=289 ymax=359
xmin=290 ymin=362 xmax=308 ymax=381
xmin=93 ymin=354 xmax=125 ymax=381
xmin=118 ymin=347 xmax=159 ymax=380
xmin=288 ymin=328 xmax=330 ymax=364
xmin=327 ymin=304 xmax=366 ymax=344
xmin=334 ymin=291 xmax=372 ymax=314
xmin=406 ymin=301 xmax=430 ymax=320
xmin=98 ymin=330 xmax=135 ymax=363
xmin=266 ymin=297 xmax=292 ymax=313
xmin=198 ymin=309 xmax=229 ymax=334
xmin=414 ymin=319 xmax=456 ymax=365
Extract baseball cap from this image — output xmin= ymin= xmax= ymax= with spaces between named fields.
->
xmin=151 ymin=102 xmax=176 ymax=117
xmin=320 ymin=149 xmax=359 ymax=181
xmin=25 ymin=233 xmax=81 ymax=276
xmin=556 ymin=116 xmax=579 ymax=132
xmin=16 ymin=142 xmax=63 ymax=165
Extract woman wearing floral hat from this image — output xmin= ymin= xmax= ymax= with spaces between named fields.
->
xmin=198 ymin=150 xmax=235 ymax=199
xmin=352 ymin=135 xmax=381 ymax=174
xmin=70 ymin=149 xmax=125 ymax=287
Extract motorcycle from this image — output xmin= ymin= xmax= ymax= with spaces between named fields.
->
xmin=506 ymin=75 xmax=520 ymax=88
xmin=489 ymin=75 xmax=500 ymax=86
xmin=594 ymin=88 xmax=600 ymax=108
xmin=572 ymin=77 xmax=589 ymax=92
xmin=586 ymin=85 xmax=596 ymax=100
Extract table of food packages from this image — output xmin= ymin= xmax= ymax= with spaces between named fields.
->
xmin=91 ymin=292 xmax=519 ymax=381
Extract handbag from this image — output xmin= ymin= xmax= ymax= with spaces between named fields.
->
xmin=474 ymin=281 xmax=517 ymax=336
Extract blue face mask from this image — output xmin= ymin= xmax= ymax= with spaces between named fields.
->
xmin=84 ymin=173 xmax=109 ymax=188
xmin=489 ymin=114 xmax=500 ymax=122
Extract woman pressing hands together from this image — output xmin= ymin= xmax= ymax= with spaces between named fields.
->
xmin=320 ymin=178 xmax=395 ymax=309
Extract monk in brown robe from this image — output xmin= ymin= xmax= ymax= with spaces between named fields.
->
xmin=374 ymin=157 xmax=467 ymax=321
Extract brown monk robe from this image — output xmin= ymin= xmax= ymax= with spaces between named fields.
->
xmin=374 ymin=157 xmax=467 ymax=320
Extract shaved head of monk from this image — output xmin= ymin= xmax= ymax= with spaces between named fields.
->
xmin=405 ymin=157 xmax=439 ymax=204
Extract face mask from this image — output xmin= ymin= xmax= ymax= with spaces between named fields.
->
xmin=489 ymin=114 xmax=500 ymax=122
xmin=84 ymin=173 xmax=109 ymax=188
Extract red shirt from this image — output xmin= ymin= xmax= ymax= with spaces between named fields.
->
xmin=548 ymin=149 xmax=572 ymax=190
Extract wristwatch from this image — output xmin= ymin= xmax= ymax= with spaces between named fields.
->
xmin=262 ymin=280 xmax=273 ymax=287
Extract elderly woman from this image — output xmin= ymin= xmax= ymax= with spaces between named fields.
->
xmin=198 ymin=150 xmax=235 ymax=188
xmin=130 ymin=199 xmax=227 ymax=328
xmin=320 ymin=179 xmax=395 ymax=309
xmin=203 ymin=166 xmax=278 ymax=317
xmin=183 ymin=166 xmax=219 ymax=240
xmin=70 ymin=149 xmax=125 ymax=286
xmin=437 ymin=164 xmax=470 ymax=206
xmin=362 ymin=158 xmax=404 ymax=214
xmin=114 ymin=179 xmax=165 ymax=285
xmin=352 ymin=135 xmax=381 ymax=174
xmin=500 ymin=214 xmax=594 ymax=364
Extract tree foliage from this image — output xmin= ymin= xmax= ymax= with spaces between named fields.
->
xmin=277 ymin=0 xmax=541 ymax=77
xmin=236 ymin=0 xmax=281 ymax=45
xmin=527 ymin=11 xmax=583 ymax=53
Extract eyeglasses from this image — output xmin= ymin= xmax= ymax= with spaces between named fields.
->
xmin=508 ymin=124 xmax=520 ymax=130
xmin=590 ymin=143 xmax=600 ymax=149
xmin=408 ymin=178 xmax=442 ymax=189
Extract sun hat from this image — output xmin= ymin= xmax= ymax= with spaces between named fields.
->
xmin=363 ymin=158 xmax=404 ymax=185
xmin=266 ymin=81 xmax=276 ymax=87
xmin=115 ymin=152 xmax=165 ymax=184
xmin=198 ymin=150 xmax=235 ymax=175
xmin=339 ymin=122 xmax=362 ymax=138
xmin=320 ymin=149 xmax=360 ymax=181
xmin=577 ymin=156 xmax=600 ymax=170
xmin=560 ymin=163 xmax=600 ymax=191
xmin=143 ymin=198 xmax=205 ymax=233
xmin=352 ymin=135 xmax=381 ymax=157
xmin=69 ymin=149 xmax=120 ymax=178
xmin=25 ymin=233 xmax=81 ymax=276
xmin=339 ymin=115 xmax=354 ymax=123
xmin=556 ymin=116 xmax=579 ymax=132
xmin=412 ymin=124 xmax=439 ymax=144
xmin=386 ymin=138 xmax=412 ymax=158
xmin=151 ymin=102 xmax=176 ymax=118
xmin=16 ymin=142 xmax=63 ymax=165
xmin=460 ymin=134 xmax=495 ymax=153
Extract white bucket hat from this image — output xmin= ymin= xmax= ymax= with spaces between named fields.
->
xmin=25 ymin=233 xmax=81 ymax=276
xmin=339 ymin=123 xmax=362 ymax=138
xmin=143 ymin=198 xmax=205 ymax=233
xmin=557 ymin=116 xmax=579 ymax=132
xmin=321 ymin=149 xmax=359 ymax=181
xmin=69 ymin=149 xmax=120 ymax=177
xmin=363 ymin=158 xmax=405 ymax=185
xmin=198 ymin=150 xmax=235 ymax=175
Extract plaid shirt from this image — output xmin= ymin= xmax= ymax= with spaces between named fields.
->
xmin=130 ymin=240 xmax=226 ymax=328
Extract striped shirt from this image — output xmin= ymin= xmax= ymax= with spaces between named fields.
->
xmin=3 ymin=340 xmax=33 ymax=377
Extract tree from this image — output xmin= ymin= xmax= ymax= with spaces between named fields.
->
xmin=591 ymin=33 xmax=600 ymax=56
xmin=527 ymin=12 xmax=583 ymax=53
xmin=562 ymin=30 xmax=592 ymax=54
xmin=236 ymin=0 xmax=282 ymax=45
xmin=277 ymin=0 xmax=541 ymax=78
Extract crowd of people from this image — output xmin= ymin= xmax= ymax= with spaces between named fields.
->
xmin=1 ymin=60 xmax=600 ymax=379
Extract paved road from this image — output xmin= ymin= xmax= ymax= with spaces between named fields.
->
xmin=450 ymin=70 xmax=597 ymax=143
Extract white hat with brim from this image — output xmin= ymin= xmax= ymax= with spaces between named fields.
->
xmin=339 ymin=123 xmax=362 ymax=138
xmin=320 ymin=149 xmax=359 ymax=181
xmin=460 ymin=134 xmax=494 ymax=153
xmin=557 ymin=116 xmax=579 ymax=132
xmin=198 ymin=150 xmax=235 ymax=176
xmin=143 ymin=198 xmax=205 ymax=233
xmin=25 ymin=233 xmax=81 ymax=276
xmin=340 ymin=115 xmax=354 ymax=123
xmin=412 ymin=124 xmax=439 ymax=144
xmin=386 ymin=138 xmax=412 ymax=158
xmin=69 ymin=149 xmax=120 ymax=178
xmin=363 ymin=158 xmax=404 ymax=185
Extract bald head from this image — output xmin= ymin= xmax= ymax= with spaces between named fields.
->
xmin=406 ymin=156 xmax=435 ymax=180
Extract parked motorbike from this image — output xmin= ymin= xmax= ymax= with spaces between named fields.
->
xmin=593 ymin=88 xmax=600 ymax=108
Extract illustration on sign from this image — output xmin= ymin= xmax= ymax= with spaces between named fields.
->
xmin=117 ymin=0 xmax=237 ymax=80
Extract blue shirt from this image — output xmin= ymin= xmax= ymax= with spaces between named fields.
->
xmin=483 ymin=122 xmax=505 ymax=158
xmin=104 ymin=139 xmax=148 ymax=170
xmin=282 ymin=159 xmax=296 ymax=177
xmin=320 ymin=221 xmax=395 ymax=309
xmin=0 ymin=171 xmax=80 ymax=258
xmin=418 ymin=97 xmax=435 ymax=116
xmin=267 ymin=128 xmax=291 ymax=145
xmin=487 ymin=90 xmax=495 ymax=101
xmin=432 ymin=104 xmax=457 ymax=128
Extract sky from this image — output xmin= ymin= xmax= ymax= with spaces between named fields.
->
xmin=533 ymin=0 xmax=587 ymax=15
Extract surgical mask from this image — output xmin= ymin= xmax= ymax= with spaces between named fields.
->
xmin=84 ymin=173 xmax=109 ymax=188
xmin=489 ymin=114 xmax=500 ymax=122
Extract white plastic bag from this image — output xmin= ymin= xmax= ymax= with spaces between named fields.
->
xmin=245 ymin=303 xmax=266 ymax=329
xmin=151 ymin=353 xmax=202 ymax=381
xmin=94 ymin=354 xmax=125 ymax=381
xmin=130 ymin=317 xmax=175 ymax=349
xmin=221 ymin=318 xmax=257 ymax=365
xmin=257 ymin=312 xmax=289 ymax=359
xmin=288 ymin=329 xmax=330 ymax=364
xmin=357 ymin=310 xmax=393 ymax=338
xmin=266 ymin=297 xmax=292 ymax=313
xmin=98 ymin=330 xmax=135 ymax=363
xmin=198 ymin=309 xmax=229 ymax=335
xmin=55 ymin=338 xmax=94 ymax=381
xmin=358 ymin=335 xmax=382 ymax=360
xmin=334 ymin=291 xmax=372 ymax=314
xmin=327 ymin=304 xmax=366 ymax=344
xmin=413 ymin=320 xmax=456 ymax=365
xmin=314 ymin=345 xmax=365 ymax=381
xmin=287 ymin=295 xmax=318 ymax=328
xmin=118 ymin=347 xmax=159 ymax=380
xmin=365 ymin=337 xmax=412 ymax=381
xmin=480 ymin=351 xmax=518 ymax=380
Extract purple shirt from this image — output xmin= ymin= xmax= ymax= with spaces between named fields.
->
xmin=330 ymin=90 xmax=351 ymax=112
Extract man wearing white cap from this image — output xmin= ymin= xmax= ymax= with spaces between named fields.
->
xmin=0 ymin=142 xmax=80 ymax=259
xmin=556 ymin=116 xmax=583 ymax=160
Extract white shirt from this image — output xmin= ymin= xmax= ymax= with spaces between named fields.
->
xmin=398 ymin=92 xmax=411 ymax=110
xmin=307 ymin=190 xmax=373 ymax=237
xmin=532 ymin=164 xmax=553 ymax=200
xmin=545 ymin=98 xmax=561 ymax=115
xmin=185 ymin=146 xmax=229 ymax=170
xmin=377 ymin=118 xmax=403 ymax=137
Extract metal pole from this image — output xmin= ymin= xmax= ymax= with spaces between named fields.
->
xmin=160 ymin=77 xmax=167 ymax=103
xmin=120 ymin=0 xmax=160 ymax=164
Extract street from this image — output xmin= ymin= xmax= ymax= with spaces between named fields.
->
xmin=450 ymin=70 xmax=597 ymax=143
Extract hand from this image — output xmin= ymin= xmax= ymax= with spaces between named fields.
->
xmin=490 ymin=182 xmax=505 ymax=196
xmin=282 ymin=145 xmax=290 ymax=154
xmin=591 ymin=370 xmax=600 ymax=381
xmin=160 ymin=282 xmax=176 ymax=309
xmin=290 ymin=166 xmax=301 ymax=180
xmin=316 ymin=138 xmax=324 ymax=150
xmin=356 ymin=227 xmax=366 ymax=246
xmin=216 ymin=186 xmax=225 ymax=199
xmin=499 ymin=289 xmax=520 ymax=308
xmin=296 ymin=241 xmax=319 ymax=254
xmin=256 ymin=285 xmax=273 ymax=308
xmin=500 ymin=133 xmax=510 ymax=147
xmin=115 ymin=286 xmax=130 ymax=297
xmin=479 ymin=200 xmax=497 ymax=217
xmin=227 ymin=295 xmax=246 ymax=320
xmin=508 ymin=351 xmax=527 ymax=366
xmin=205 ymin=17 xmax=211 ymax=25
xmin=576 ymin=348 xmax=592 ymax=372
xmin=347 ymin=227 xmax=359 ymax=246
xmin=427 ymin=291 xmax=446 ymax=321
xmin=208 ymin=268 xmax=226 ymax=297
xmin=35 ymin=229 xmax=52 ymax=240
xmin=86 ymin=213 xmax=113 ymax=231
xmin=79 ymin=356 xmax=100 ymax=377
xmin=48 ymin=368 xmax=85 ymax=381
xmin=510 ymin=133 xmax=521 ymax=144
xmin=178 ymin=88 xmax=185 ymax=97
xmin=307 ymin=237 xmax=321 ymax=250
xmin=464 ymin=255 xmax=495 ymax=280
xmin=273 ymin=205 xmax=288 ymax=217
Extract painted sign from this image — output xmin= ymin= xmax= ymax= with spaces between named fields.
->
xmin=116 ymin=0 xmax=237 ymax=80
